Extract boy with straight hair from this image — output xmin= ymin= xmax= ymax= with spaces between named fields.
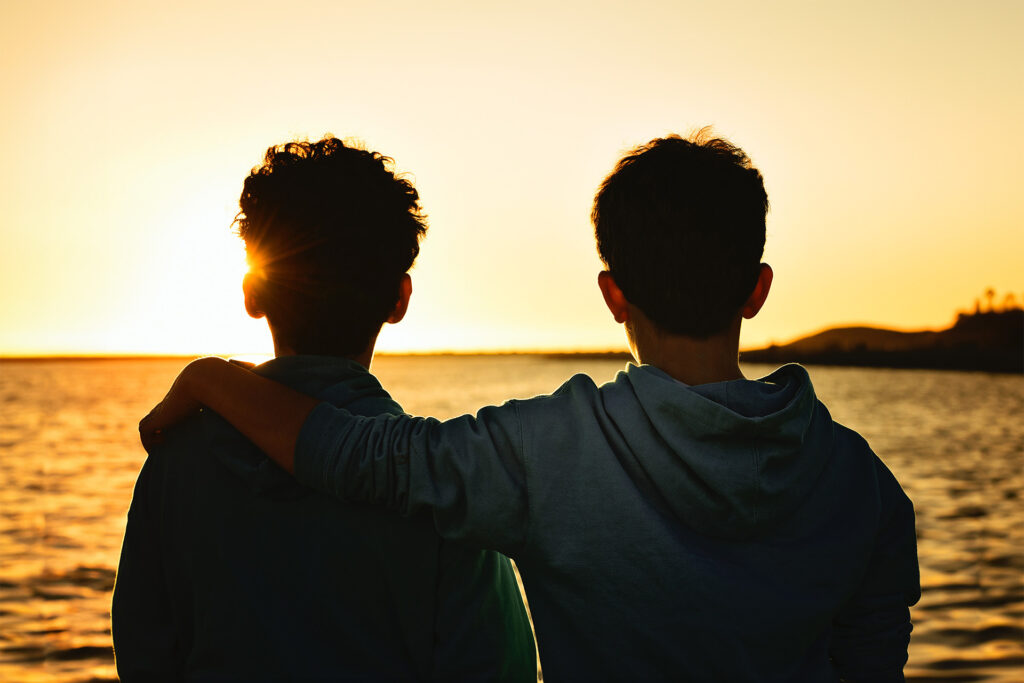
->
xmin=114 ymin=136 xmax=536 ymax=681
xmin=142 ymin=129 xmax=920 ymax=681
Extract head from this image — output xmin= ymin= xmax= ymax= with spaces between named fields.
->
xmin=593 ymin=128 xmax=771 ymax=343
xmin=235 ymin=136 xmax=426 ymax=358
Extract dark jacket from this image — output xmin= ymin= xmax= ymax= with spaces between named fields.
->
xmin=112 ymin=355 xmax=536 ymax=682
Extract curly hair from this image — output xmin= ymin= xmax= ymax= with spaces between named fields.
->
xmin=235 ymin=136 xmax=427 ymax=355
xmin=592 ymin=128 xmax=768 ymax=338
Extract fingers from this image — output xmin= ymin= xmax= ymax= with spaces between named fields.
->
xmin=138 ymin=359 xmax=211 ymax=451
xmin=139 ymin=408 xmax=165 ymax=450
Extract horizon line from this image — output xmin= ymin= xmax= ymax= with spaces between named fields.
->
xmin=0 ymin=349 xmax=636 ymax=361
xmin=4 ymin=309 xmax=1002 ymax=361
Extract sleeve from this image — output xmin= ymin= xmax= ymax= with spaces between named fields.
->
xmin=294 ymin=400 xmax=530 ymax=556
xmin=110 ymin=455 xmax=184 ymax=682
xmin=829 ymin=462 xmax=921 ymax=682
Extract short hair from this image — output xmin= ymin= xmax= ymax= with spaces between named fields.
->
xmin=592 ymin=128 xmax=768 ymax=338
xmin=235 ymin=137 xmax=427 ymax=355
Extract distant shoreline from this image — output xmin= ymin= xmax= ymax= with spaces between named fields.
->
xmin=740 ymin=310 xmax=1023 ymax=374
xmin=4 ymin=310 xmax=1020 ymax=373
xmin=0 ymin=351 xmax=636 ymax=362
xmin=0 ymin=354 xmax=208 ymax=362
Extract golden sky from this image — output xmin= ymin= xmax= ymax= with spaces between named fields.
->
xmin=1 ymin=0 xmax=1021 ymax=355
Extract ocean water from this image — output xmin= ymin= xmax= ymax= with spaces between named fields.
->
xmin=0 ymin=357 xmax=1021 ymax=682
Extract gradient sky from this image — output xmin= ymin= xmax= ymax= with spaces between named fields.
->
xmin=2 ymin=0 xmax=1021 ymax=355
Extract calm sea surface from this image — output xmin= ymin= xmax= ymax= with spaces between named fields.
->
xmin=0 ymin=357 xmax=1021 ymax=682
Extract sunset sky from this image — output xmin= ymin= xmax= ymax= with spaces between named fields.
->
xmin=1 ymin=1 xmax=1021 ymax=356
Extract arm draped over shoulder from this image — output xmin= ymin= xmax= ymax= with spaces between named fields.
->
xmin=294 ymin=400 xmax=530 ymax=557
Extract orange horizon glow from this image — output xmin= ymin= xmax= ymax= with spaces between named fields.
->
xmin=2 ymin=1 xmax=1022 ymax=358
xmin=2 ymin=301 xmax=1011 ymax=361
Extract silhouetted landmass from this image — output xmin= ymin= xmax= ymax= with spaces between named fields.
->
xmin=741 ymin=310 xmax=1023 ymax=373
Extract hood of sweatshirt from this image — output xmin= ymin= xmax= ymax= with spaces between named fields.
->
xmin=611 ymin=363 xmax=834 ymax=540
xmin=201 ymin=355 xmax=404 ymax=499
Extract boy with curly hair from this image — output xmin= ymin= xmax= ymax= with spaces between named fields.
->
xmin=113 ymin=137 xmax=536 ymax=681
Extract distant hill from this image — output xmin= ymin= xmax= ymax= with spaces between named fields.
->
xmin=741 ymin=310 xmax=1023 ymax=373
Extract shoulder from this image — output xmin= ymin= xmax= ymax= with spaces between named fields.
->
xmin=831 ymin=420 xmax=914 ymax=515
xmin=142 ymin=415 xmax=208 ymax=475
xmin=124 ymin=415 xmax=210 ymax=529
xmin=136 ymin=412 xmax=240 ymax=504
xmin=497 ymin=375 xmax=608 ymax=455
xmin=513 ymin=372 xmax=609 ymax=417
xmin=831 ymin=421 xmax=896 ymax=480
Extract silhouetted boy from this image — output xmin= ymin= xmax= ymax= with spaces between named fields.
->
xmin=113 ymin=137 xmax=536 ymax=681
xmin=142 ymin=130 xmax=920 ymax=681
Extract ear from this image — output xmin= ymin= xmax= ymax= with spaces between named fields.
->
xmin=386 ymin=273 xmax=413 ymax=324
xmin=242 ymin=272 xmax=266 ymax=320
xmin=741 ymin=263 xmax=773 ymax=319
xmin=598 ymin=271 xmax=630 ymax=324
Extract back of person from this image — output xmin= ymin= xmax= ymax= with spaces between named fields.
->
xmin=503 ymin=363 xmax=918 ymax=680
xmin=114 ymin=356 xmax=535 ymax=680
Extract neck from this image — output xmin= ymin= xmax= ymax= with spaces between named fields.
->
xmin=270 ymin=330 xmax=377 ymax=370
xmin=627 ymin=313 xmax=744 ymax=385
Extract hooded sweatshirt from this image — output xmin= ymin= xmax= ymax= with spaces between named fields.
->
xmin=112 ymin=355 xmax=536 ymax=682
xmin=295 ymin=363 xmax=920 ymax=682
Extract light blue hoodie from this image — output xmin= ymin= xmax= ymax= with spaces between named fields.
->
xmin=295 ymin=363 xmax=920 ymax=682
